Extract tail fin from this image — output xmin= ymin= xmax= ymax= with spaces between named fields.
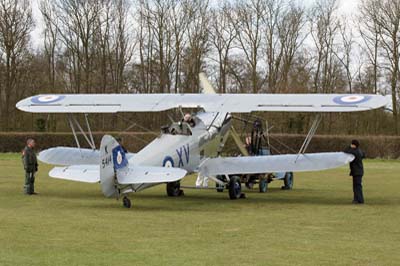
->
xmin=199 ymin=72 xmax=217 ymax=94
xmin=100 ymin=135 xmax=128 ymax=197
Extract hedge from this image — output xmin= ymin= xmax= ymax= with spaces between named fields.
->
xmin=1 ymin=132 xmax=399 ymax=159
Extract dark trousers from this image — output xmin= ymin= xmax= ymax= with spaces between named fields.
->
xmin=24 ymin=172 xmax=35 ymax=194
xmin=352 ymin=175 xmax=364 ymax=203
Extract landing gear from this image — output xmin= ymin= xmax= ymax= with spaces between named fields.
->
xmin=282 ymin=172 xmax=294 ymax=190
xmin=167 ymin=181 xmax=184 ymax=197
xmin=216 ymin=175 xmax=225 ymax=192
xmin=229 ymin=176 xmax=245 ymax=200
xmin=259 ymin=176 xmax=268 ymax=193
xmin=122 ymin=196 xmax=131 ymax=208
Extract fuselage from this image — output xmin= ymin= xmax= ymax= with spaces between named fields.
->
xmin=128 ymin=111 xmax=231 ymax=191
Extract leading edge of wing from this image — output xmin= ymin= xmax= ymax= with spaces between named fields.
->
xmin=16 ymin=93 xmax=389 ymax=113
xmin=199 ymin=152 xmax=355 ymax=176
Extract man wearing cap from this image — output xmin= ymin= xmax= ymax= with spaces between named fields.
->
xmin=344 ymin=140 xmax=365 ymax=204
xmin=22 ymin=139 xmax=38 ymax=195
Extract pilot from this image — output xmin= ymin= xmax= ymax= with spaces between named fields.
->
xmin=344 ymin=139 xmax=365 ymax=204
xmin=183 ymin=113 xmax=196 ymax=127
xmin=22 ymin=138 xmax=38 ymax=195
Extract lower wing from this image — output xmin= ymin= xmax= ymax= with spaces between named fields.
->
xmin=49 ymin=164 xmax=186 ymax=185
xmin=199 ymin=152 xmax=354 ymax=176
xmin=50 ymin=165 xmax=100 ymax=183
xmin=39 ymin=147 xmax=134 ymax=166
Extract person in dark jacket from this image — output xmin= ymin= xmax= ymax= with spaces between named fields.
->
xmin=344 ymin=139 xmax=365 ymax=204
xmin=22 ymin=139 xmax=38 ymax=195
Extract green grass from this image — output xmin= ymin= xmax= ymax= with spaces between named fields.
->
xmin=0 ymin=153 xmax=399 ymax=266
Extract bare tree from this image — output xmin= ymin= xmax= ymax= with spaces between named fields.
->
xmin=359 ymin=0 xmax=381 ymax=94
xmin=40 ymin=0 xmax=59 ymax=91
xmin=170 ymin=0 xmax=189 ymax=93
xmin=334 ymin=18 xmax=355 ymax=92
xmin=209 ymin=2 xmax=236 ymax=93
xmin=310 ymin=0 xmax=342 ymax=93
xmin=264 ymin=1 xmax=306 ymax=92
xmin=109 ymin=0 xmax=134 ymax=93
xmin=230 ymin=0 xmax=265 ymax=93
xmin=181 ymin=0 xmax=210 ymax=93
xmin=373 ymin=0 xmax=400 ymax=133
xmin=0 ymin=0 xmax=33 ymax=130
xmin=53 ymin=0 xmax=104 ymax=93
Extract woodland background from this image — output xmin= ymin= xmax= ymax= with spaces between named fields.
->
xmin=0 ymin=0 xmax=399 ymax=136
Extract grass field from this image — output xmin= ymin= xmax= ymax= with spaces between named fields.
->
xmin=0 ymin=153 xmax=399 ymax=266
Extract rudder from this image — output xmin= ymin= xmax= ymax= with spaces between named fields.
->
xmin=100 ymin=135 xmax=128 ymax=197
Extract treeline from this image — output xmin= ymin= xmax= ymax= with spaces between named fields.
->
xmin=1 ymin=132 xmax=399 ymax=159
xmin=0 ymin=0 xmax=398 ymax=135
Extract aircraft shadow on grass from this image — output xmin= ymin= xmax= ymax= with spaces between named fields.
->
xmin=38 ymin=185 xmax=397 ymax=210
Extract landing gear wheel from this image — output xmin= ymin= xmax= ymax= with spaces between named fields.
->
xmin=216 ymin=175 xmax=225 ymax=192
xmin=228 ymin=176 xmax=242 ymax=200
xmin=122 ymin=196 xmax=131 ymax=208
xmin=259 ymin=177 xmax=268 ymax=193
xmin=282 ymin=172 xmax=294 ymax=190
xmin=167 ymin=181 xmax=184 ymax=197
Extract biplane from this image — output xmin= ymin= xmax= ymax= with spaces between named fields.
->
xmin=16 ymin=74 xmax=389 ymax=208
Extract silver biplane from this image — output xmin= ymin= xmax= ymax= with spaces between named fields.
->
xmin=16 ymin=74 xmax=389 ymax=208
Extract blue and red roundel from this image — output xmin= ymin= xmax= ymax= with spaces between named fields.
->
xmin=162 ymin=156 xmax=174 ymax=168
xmin=333 ymin=95 xmax=371 ymax=105
xmin=31 ymin=95 xmax=66 ymax=104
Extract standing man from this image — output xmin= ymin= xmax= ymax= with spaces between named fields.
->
xmin=344 ymin=139 xmax=365 ymax=204
xmin=22 ymin=139 xmax=38 ymax=195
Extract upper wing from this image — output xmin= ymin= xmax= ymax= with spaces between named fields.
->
xmin=38 ymin=147 xmax=134 ymax=166
xmin=199 ymin=152 xmax=354 ymax=176
xmin=16 ymin=93 xmax=388 ymax=113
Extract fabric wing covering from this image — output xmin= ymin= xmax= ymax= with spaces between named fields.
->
xmin=199 ymin=152 xmax=355 ymax=176
xmin=16 ymin=94 xmax=389 ymax=113
xmin=49 ymin=165 xmax=187 ymax=185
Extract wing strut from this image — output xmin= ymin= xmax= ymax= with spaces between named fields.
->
xmin=296 ymin=114 xmax=322 ymax=161
xmin=67 ymin=114 xmax=96 ymax=150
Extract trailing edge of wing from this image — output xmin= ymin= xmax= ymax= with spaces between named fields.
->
xmin=49 ymin=165 xmax=100 ymax=183
xmin=16 ymin=93 xmax=389 ymax=114
xmin=116 ymin=166 xmax=187 ymax=184
xmin=199 ymin=152 xmax=355 ymax=176
xmin=49 ymin=164 xmax=186 ymax=185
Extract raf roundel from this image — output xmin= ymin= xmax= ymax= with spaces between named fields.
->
xmin=333 ymin=95 xmax=371 ymax=105
xmin=116 ymin=151 xmax=123 ymax=165
xmin=31 ymin=95 xmax=66 ymax=104
xmin=163 ymin=156 xmax=174 ymax=168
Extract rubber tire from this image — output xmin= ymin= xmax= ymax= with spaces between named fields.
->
xmin=122 ymin=196 xmax=131 ymax=208
xmin=229 ymin=176 xmax=242 ymax=200
xmin=283 ymin=172 xmax=294 ymax=190
xmin=167 ymin=181 xmax=182 ymax=197
xmin=259 ymin=178 xmax=268 ymax=193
